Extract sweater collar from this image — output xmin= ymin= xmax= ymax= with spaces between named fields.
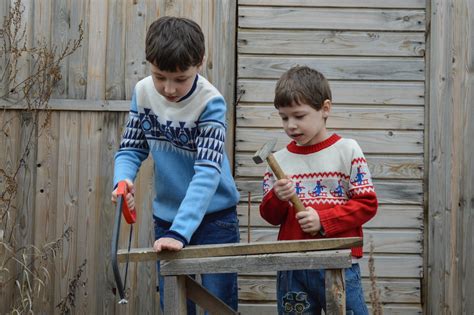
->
xmin=287 ymin=133 xmax=341 ymax=154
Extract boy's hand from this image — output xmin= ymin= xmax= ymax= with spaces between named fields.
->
xmin=111 ymin=179 xmax=136 ymax=210
xmin=153 ymin=237 xmax=184 ymax=252
xmin=273 ymin=178 xmax=295 ymax=201
xmin=296 ymin=208 xmax=321 ymax=235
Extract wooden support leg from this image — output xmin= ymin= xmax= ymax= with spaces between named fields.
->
xmin=325 ymin=269 xmax=346 ymax=315
xmin=164 ymin=275 xmax=187 ymax=314
xmin=185 ymin=276 xmax=238 ymax=315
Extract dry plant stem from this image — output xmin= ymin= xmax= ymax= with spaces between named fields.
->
xmin=0 ymin=0 xmax=84 ymax=313
xmin=368 ymin=240 xmax=383 ymax=314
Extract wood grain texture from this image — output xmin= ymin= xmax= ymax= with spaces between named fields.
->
xmin=236 ymin=179 xmax=423 ymax=205
xmin=237 ymin=204 xmax=423 ymax=228
xmin=238 ymin=30 xmax=425 ymax=56
xmin=427 ymin=0 xmax=474 ymax=313
xmin=239 ymin=56 xmax=425 ymax=81
xmin=118 ymin=237 xmax=362 ymax=263
xmin=235 ymin=153 xmax=424 ymax=179
xmin=238 ymin=80 xmax=425 ymax=105
xmin=238 ymin=276 xmax=421 ymax=303
xmin=239 ymin=7 xmax=425 ymax=31
xmin=237 ymin=105 xmax=424 ymax=129
xmin=160 ymin=250 xmax=352 ymax=275
xmin=239 ymin=0 xmax=426 ymax=8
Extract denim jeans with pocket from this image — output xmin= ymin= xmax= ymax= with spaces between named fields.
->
xmin=154 ymin=207 xmax=239 ymax=315
xmin=277 ymin=263 xmax=368 ymax=315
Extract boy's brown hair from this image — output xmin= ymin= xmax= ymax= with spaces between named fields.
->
xmin=146 ymin=16 xmax=205 ymax=72
xmin=274 ymin=66 xmax=332 ymax=110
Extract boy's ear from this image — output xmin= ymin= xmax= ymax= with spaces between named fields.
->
xmin=322 ymin=99 xmax=331 ymax=118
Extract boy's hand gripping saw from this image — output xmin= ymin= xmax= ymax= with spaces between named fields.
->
xmin=111 ymin=181 xmax=137 ymax=304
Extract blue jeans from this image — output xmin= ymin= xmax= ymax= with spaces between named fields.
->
xmin=277 ymin=264 xmax=368 ymax=315
xmin=154 ymin=207 xmax=239 ymax=315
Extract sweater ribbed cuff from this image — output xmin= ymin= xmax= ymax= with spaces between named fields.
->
xmin=163 ymin=230 xmax=189 ymax=247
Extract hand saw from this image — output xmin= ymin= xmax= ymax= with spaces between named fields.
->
xmin=111 ymin=180 xmax=137 ymax=304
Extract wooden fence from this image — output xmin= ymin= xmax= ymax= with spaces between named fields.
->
xmin=1 ymin=0 xmax=473 ymax=314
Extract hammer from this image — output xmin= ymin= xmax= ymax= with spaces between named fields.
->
xmin=253 ymin=139 xmax=307 ymax=213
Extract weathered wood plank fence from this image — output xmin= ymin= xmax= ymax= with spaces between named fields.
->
xmin=0 ymin=0 xmax=473 ymax=314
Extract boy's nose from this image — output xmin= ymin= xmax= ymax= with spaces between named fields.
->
xmin=164 ymin=82 xmax=175 ymax=94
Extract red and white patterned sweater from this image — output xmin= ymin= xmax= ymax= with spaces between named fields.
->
xmin=259 ymin=134 xmax=377 ymax=258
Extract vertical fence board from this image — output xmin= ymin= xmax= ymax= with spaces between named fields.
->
xmin=68 ymin=0 xmax=89 ymax=99
xmin=74 ymin=112 xmax=102 ymax=314
xmin=33 ymin=111 xmax=59 ymax=314
xmin=0 ymin=111 xmax=21 ymax=313
xmin=125 ymin=0 xmax=147 ymax=100
xmin=95 ymin=112 xmax=125 ymax=314
xmin=86 ymin=0 xmax=107 ymax=100
xmin=106 ymin=0 xmax=126 ymax=100
xmin=51 ymin=0 xmax=70 ymax=98
xmin=54 ymin=112 xmax=80 ymax=310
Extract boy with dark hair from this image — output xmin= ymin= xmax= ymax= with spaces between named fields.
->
xmin=260 ymin=66 xmax=377 ymax=314
xmin=112 ymin=16 xmax=240 ymax=314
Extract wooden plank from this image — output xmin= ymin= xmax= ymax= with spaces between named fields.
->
xmin=51 ymin=0 xmax=69 ymax=97
xmin=237 ymin=105 xmax=424 ymax=130
xmin=238 ymin=30 xmax=425 ymax=57
xmin=239 ymin=7 xmax=425 ymax=31
xmin=239 ymin=228 xmax=422 ymax=254
xmin=325 ymin=269 xmax=345 ymax=314
xmin=15 ymin=112 xmax=36 ymax=269
xmin=427 ymin=0 xmax=474 ymax=313
xmin=0 ymin=1 xmax=10 ymax=96
xmin=238 ymin=303 xmax=423 ymax=315
xmin=236 ymin=179 xmax=424 ymax=205
xmin=32 ymin=111 xmax=59 ymax=314
xmin=235 ymin=129 xmax=424 ymax=154
xmin=75 ymin=112 xmax=102 ymax=314
xmin=160 ymin=250 xmax=352 ymax=275
xmin=68 ymin=0 xmax=89 ymax=99
xmin=240 ymin=254 xmax=422 ymax=278
xmin=235 ymin=153 xmax=424 ymax=179
xmin=0 ymin=98 xmax=130 ymax=111
xmin=238 ymin=276 xmax=421 ymax=303
xmin=238 ymin=80 xmax=425 ymax=105
xmin=237 ymin=204 xmax=423 ymax=229
xmin=185 ymin=276 xmax=238 ymax=315
xmin=86 ymin=0 xmax=107 ymax=100
xmin=238 ymin=0 xmax=426 ymax=9
xmin=0 ymin=110 xmax=21 ymax=314
xmin=125 ymin=0 xmax=148 ymax=100
xmin=95 ymin=113 xmax=125 ymax=314
xmin=132 ymin=156 xmax=157 ymax=315
xmin=164 ymin=275 xmax=187 ymax=315
xmin=54 ymin=112 xmax=80 ymax=309
xmin=212 ymin=0 xmax=237 ymax=165
xmin=238 ymin=56 xmax=425 ymax=81
xmin=118 ymin=237 xmax=362 ymax=263
xmin=105 ymin=0 xmax=126 ymax=100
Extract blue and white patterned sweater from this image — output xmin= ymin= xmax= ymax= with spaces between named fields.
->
xmin=113 ymin=75 xmax=240 ymax=245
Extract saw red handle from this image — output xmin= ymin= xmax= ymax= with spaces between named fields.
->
xmin=116 ymin=181 xmax=136 ymax=224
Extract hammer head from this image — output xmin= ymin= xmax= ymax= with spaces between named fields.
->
xmin=253 ymin=138 xmax=277 ymax=164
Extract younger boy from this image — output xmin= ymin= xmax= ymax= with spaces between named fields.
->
xmin=112 ymin=16 xmax=240 ymax=313
xmin=259 ymin=66 xmax=377 ymax=314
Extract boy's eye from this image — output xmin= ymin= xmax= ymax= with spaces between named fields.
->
xmin=295 ymin=115 xmax=305 ymax=119
xmin=175 ymin=78 xmax=187 ymax=83
xmin=280 ymin=116 xmax=288 ymax=121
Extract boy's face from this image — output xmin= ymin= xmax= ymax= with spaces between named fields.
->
xmin=278 ymin=100 xmax=331 ymax=146
xmin=150 ymin=63 xmax=202 ymax=102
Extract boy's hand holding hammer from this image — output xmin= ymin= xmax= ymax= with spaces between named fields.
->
xmin=254 ymin=139 xmax=321 ymax=235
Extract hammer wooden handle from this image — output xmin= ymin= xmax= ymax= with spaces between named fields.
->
xmin=267 ymin=154 xmax=307 ymax=213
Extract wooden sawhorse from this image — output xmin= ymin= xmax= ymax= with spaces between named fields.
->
xmin=118 ymin=237 xmax=361 ymax=315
